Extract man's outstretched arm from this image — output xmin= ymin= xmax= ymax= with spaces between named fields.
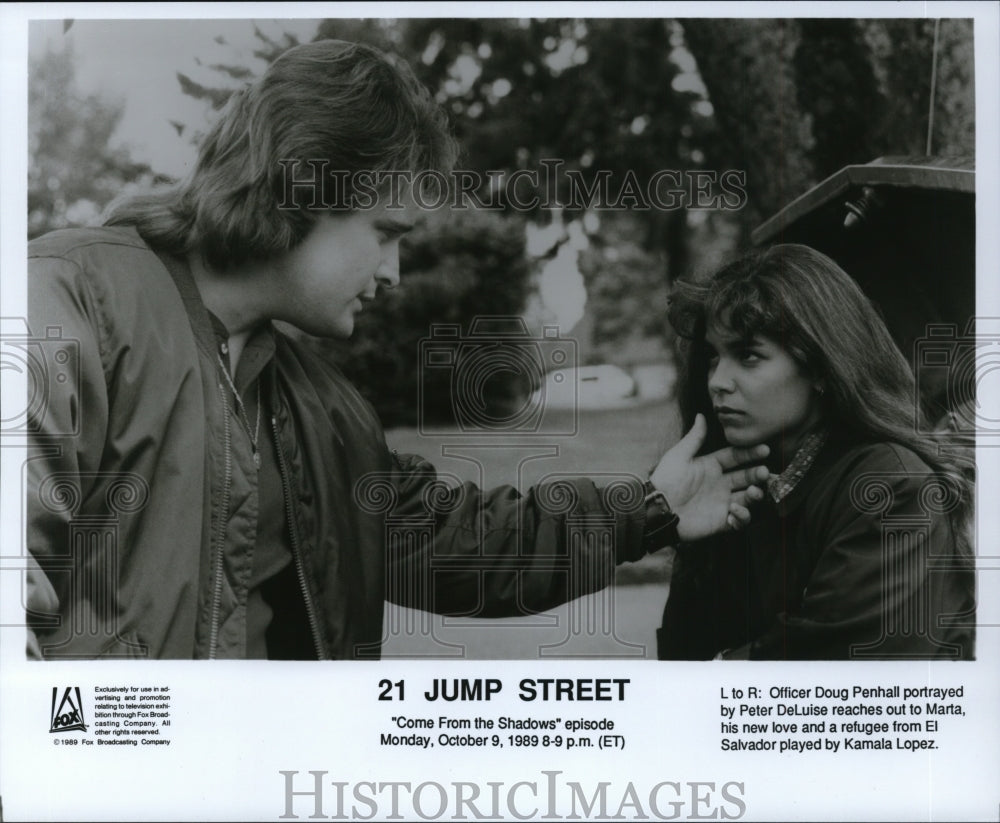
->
xmin=385 ymin=413 xmax=768 ymax=617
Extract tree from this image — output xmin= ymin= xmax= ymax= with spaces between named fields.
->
xmin=387 ymin=18 xmax=712 ymax=356
xmin=395 ymin=19 xmax=703 ymax=269
xmin=794 ymin=19 xmax=882 ymax=179
xmin=862 ymin=18 xmax=974 ymax=157
xmin=680 ymin=19 xmax=814 ymax=239
xmin=682 ymin=17 xmax=975 ymax=242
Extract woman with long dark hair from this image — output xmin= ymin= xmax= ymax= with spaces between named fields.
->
xmin=659 ymin=244 xmax=975 ymax=660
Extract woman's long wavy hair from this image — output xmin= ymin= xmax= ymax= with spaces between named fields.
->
xmin=105 ymin=39 xmax=458 ymax=270
xmin=669 ymin=244 xmax=972 ymax=524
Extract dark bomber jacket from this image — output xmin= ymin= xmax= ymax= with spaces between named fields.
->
xmin=26 ymin=227 xmax=649 ymax=659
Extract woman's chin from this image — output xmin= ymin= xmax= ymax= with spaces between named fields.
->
xmin=720 ymin=426 xmax=760 ymax=448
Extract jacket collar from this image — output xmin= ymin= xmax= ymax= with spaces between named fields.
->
xmin=766 ymin=430 xmax=829 ymax=503
xmin=773 ymin=429 xmax=854 ymax=517
xmin=154 ymin=248 xmax=223 ymax=363
xmin=154 ymin=246 xmax=276 ymax=387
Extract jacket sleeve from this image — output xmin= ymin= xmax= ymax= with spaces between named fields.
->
xmin=740 ymin=452 xmax=967 ymax=660
xmin=24 ymin=254 xmax=111 ymax=655
xmin=383 ymin=452 xmax=649 ymax=617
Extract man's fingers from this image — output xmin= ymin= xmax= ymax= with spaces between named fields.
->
xmin=726 ymin=465 xmax=770 ymax=491
xmin=713 ymin=442 xmax=770 ymax=472
xmin=727 ymin=502 xmax=752 ymax=530
xmin=732 ymin=485 xmax=766 ymax=508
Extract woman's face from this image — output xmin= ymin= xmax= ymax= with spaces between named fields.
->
xmin=705 ymin=324 xmax=822 ymax=453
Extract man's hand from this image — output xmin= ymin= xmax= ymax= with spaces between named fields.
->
xmin=649 ymin=414 xmax=769 ymax=542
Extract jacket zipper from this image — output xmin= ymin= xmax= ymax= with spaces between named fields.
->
xmin=208 ymin=382 xmax=234 ymax=659
xmin=272 ymin=414 xmax=327 ymax=660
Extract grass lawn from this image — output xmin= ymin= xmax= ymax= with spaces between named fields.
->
xmin=381 ymin=398 xmax=683 ymax=659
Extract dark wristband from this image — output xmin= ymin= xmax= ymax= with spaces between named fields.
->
xmin=641 ymin=481 xmax=680 ymax=553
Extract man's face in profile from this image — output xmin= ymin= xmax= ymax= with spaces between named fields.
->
xmin=266 ymin=193 xmax=417 ymax=338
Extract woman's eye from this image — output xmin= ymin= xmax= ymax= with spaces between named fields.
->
xmin=739 ymin=350 xmax=761 ymax=364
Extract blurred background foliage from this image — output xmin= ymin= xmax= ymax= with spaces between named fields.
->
xmin=29 ymin=17 xmax=975 ymax=425
xmin=28 ymin=44 xmax=169 ymax=238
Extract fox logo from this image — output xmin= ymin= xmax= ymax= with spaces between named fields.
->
xmin=50 ymin=687 xmax=87 ymax=733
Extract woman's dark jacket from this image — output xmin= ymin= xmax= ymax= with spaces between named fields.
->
xmin=658 ymin=434 xmax=975 ymax=660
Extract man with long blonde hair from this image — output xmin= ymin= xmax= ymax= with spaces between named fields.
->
xmin=27 ymin=39 xmax=768 ymax=660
